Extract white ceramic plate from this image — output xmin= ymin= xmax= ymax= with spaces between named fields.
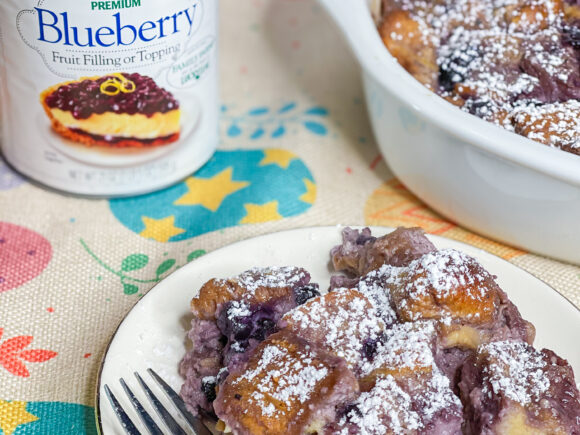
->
xmin=96 ymin=226 xmax=580 ymax=434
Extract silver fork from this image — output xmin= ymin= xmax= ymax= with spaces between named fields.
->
xmin=104 ymin=368 xmax=213 ymax=435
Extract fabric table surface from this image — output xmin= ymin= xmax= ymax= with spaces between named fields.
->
xmin=1 ymin=1 xmax=579 ymax=434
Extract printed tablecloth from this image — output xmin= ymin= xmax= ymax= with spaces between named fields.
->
xmin=1 ymin=1 xmax=579 ymax=434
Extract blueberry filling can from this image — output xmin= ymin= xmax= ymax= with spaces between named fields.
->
xmin=0 ymin=0 xmax=218 ymax=196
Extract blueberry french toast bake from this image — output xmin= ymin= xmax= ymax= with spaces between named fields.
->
xmin=179 ymin=227 xmax=580 ymax=434
xmin=377 ymin=0 xmax=580 ymax=155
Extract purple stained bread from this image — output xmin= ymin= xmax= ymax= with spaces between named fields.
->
xmin=327 ymin=320 xmax=463 ymax=434
xmin=179 ymin=266 xmax=320 ymax=415
xmin=459 ymin=340 xmax=580 ymax=434
xmin=330 ymin=226 xmax=437 ymax=279
xmin=328 ymin=372 xmax=463 ymax=435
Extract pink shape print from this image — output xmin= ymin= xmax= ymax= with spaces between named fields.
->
xmin=0 ymin=222 xmax=52 ymax=293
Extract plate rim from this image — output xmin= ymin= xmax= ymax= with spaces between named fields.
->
xmin=94 ymin=225 xmax=580 ymax=434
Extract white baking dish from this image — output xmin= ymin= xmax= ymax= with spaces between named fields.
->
xmin=317 ymin=0 xmax=580 ymax=265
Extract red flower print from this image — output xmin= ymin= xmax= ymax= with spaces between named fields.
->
xmin=0 ymin=328 xmax=57 ymax=377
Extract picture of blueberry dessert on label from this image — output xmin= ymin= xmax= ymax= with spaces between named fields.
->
xmin=40 ymin=73 xmax=181 ymax=148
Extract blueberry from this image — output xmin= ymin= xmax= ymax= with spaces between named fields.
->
xmin=294 ymin=285 xmax=321 ymax=305
xmin=201 ymin=379 xmax=217 ymax=403
xmin=563 ymin=22 xmax=580 ymax=49
xmin=438 ymin=45 xmax=479 ymax=92
xmin=466 ymin=99 xmax=495 ymax=117
xmin=217 ymin=304 xmax=252 ymax=341
xmin=45 ymin=72 xmax=179 ymax=116
xmin=439 ymin=65 xmax=461 ymax=93
xmin=342 ymin=403 xmax=363 ymax=420
xmin=362 ymin=338 xmax=380 ymax=360
xmin=232 ymin=321 xmax=252 ymax=341
xmin=355 ymin=230 xmax=375 ymax=245
xmin=231 ymin=340 xmax=249 ymax=353
xmin=251 ymin=318 xmax=276 ymax=341
xmin=216 ymin=369 xmax=229 ymax=384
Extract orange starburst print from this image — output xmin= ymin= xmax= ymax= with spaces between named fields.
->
xmin=365 ymin=180 xmax=526 ymax=260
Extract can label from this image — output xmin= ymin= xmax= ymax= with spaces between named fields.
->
xmin=0 ymin=0 xmax=218 ymax=196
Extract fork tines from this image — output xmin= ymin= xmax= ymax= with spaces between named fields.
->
xmin=104 ymin=368 xmax=212 ymax=435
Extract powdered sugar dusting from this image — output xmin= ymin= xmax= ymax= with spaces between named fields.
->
xmin=421 ymin=369 xmax=462 ymax=420
xmin=404 ymin=249 xmax=490 ymax=298
xmin=381 ymin=0 xmax=580 ymax=154
xmin=385 ymin=249 xmax=497 ymax=321
xmin=236 ymin=266 xmax=307 ymax=296
xmin=481 ymin=341 xmax=550 ymax=404
xmin=513 ymin=100 xmax=580 ymax=150
xmin=283 ymin=288 xmax=385 ymax=371
xmin=335 ymin=369 xmax=461 ymax=435
xmin=351 ymin=320 xmax=461 ymax=432
xmin=337 ymin=375 xmax=421 ymax=434
xmin=362 ymin=321 xmax=436 ymax=376
xmin=225 ymin=300 xmax=251 ymax=318
xmin=234 ymin=343 xmax=329 ymax=417
xmin=356 ymin=265 xmax=398 ymax=325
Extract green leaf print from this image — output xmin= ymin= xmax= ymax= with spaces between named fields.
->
xmin=156 ymin=259 xmax=176 ymax=277
xmin=187 ymin=250 xmax=206 ymax=262
xmin=123 ymin=283 xmax=139 ymax=295
xmin=121 ymin=254 xmax=149 ymax=272
xmin=81 ymin=239 xmax=206 ymax=297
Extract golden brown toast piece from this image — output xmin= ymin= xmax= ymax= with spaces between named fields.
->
xmin=512 ymin=101 xmax=580 ymax=155
xmin=191 ymin=267 xmax=309 ymax=320
xmin=180 ymin=267 xmax=314 ymax=417
xmin=389 ymin=249 xmax=500 ymax=325
xmin=378 ymin=10 xmax=438 ymax=89
xmin=505 ymin=0 xmax=563 ymax=32
xmin=213 ymin=330 xmax=358 ymax=435
xmin=565 ymin=2 xmax=580 ymax=19
xmin=359 ymin=321 xmax=437 ymax=390
xmin=280 ymin=288 xmax=385 ymax=373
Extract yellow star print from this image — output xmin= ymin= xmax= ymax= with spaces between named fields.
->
xmin=174 ymin=168 xmax=249 ymax=211
xmin=0 ymin=400 xmax=38 ymax=435
xmin=140 ymin=215 xmax=185 ymax=243
xmin=299 ymin=179 xmax=317 ymax=204
xmin=239 ymin=201 xmax=283 ymax=224
xmin=259 ymin=149 xmax=297 ymax=169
